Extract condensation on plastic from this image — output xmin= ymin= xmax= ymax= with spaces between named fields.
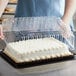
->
xmin=2 ymin=16 xmax=75 ymax=50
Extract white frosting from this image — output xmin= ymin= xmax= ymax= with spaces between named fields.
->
xmin=4 ymin=37 xmax=72 ymax=63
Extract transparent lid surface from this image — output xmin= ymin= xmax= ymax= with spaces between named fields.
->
xmin=2 ymin=16 xmax=75 ymax=50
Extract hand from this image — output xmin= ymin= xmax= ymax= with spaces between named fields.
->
xmin=58 ymin=18 xmax=73 ymax=38
xmin=0 ymin=26 xmax=4 ymax=39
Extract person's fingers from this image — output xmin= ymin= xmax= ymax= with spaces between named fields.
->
xmin=0 ymin=26 xmax=4 ymax=39
xmin=58 ymin=19 xmax=73 ymax=39
xmin=62 ymin=28 xmax=73 ymax=38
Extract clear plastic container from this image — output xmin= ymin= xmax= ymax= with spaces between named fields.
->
xmin=2 ymin=16 xmax=75 ymax=50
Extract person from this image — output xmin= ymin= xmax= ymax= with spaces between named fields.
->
xmin=15 ymin=0 xmax=76 ymax=38
xmin=14 ymin=0 xmax=76 ymax=49
xmin=0 ymin=0 xmax=76 ymax=39
xmin=0 ymin=0 xmax=9 ymax=17
xmin=0 ymin=0 xmax=9 ymax=39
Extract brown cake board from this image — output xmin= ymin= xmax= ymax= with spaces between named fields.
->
xmin=0 ymin=51 xmax=74 ymax=69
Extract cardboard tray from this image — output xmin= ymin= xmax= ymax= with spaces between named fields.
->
xmin=0 ymin=51 xmax=74 ymax=68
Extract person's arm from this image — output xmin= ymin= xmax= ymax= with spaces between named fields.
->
xmin=60 ymin=0 xmax=76 ymax=38
xmin=0 ymin=0 xmax=9 ymax=17
xmin=62 ymin=0 xmax=76 ymax=25
xmin=0 ymin=0 xmax=9 ymax=39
